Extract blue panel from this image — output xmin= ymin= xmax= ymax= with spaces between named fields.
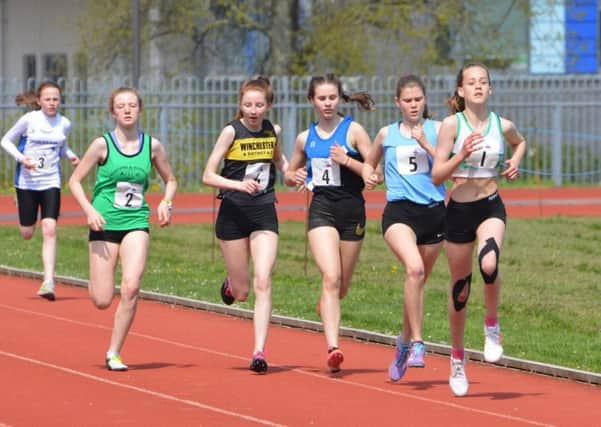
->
xmin=565 ymin=0 xmax=598 ymax=73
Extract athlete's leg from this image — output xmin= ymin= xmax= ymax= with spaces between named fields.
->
xmin=445 ymin=241 xmax=475 ymax=352
xmin=108 ymin=230 xmax=149 ymax=355
xmin=219 ymin=238 xmax=251 ymax=301
xmin=309 ymin=226 xmax=342 ymax=349
xmin=384 ymin=223 xmax=424 ymax=342
xmin=40 ymin=218 xmax=57 ymax=283
xmin=249 ymin=230 xmax=278 ymax=354
xmin=88 ymin=240 xmax=119 ymax=309
xmin=476 ymin=218 xmax=505 ymax=320
xmin=338 ymin=239 xmax=362 ymax=300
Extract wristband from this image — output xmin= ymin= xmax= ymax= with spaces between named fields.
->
xmin=162 ymin=199 xmax=173 ymax=209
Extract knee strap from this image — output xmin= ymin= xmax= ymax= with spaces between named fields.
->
xmin=478 ymin=237 xmax=499 ymax=284
xmin=452 ymin=273 xmax=472 ymax=312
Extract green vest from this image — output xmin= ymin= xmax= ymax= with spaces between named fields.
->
xmin=91 ymin=132 xmax=152 ymax=230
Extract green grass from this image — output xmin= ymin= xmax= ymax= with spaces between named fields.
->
xmin=1 ymin=216 xmax=600 ymax=373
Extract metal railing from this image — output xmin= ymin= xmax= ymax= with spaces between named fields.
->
xmin=2 ymin=74 xmax=601 ymax=189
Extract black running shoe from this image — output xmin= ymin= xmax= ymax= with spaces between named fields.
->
xmin=249 ymin=351 xmax=268 ymax=373
xmin=220 ymin=277 xmax=235 ymax=305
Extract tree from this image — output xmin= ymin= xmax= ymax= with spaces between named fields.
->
xmin=77 ymin=0 xmax=530 ymax=78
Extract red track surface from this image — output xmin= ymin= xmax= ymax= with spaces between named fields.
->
xmin=1 ymin=188 xmax=601 ymax=425
xmin=1 ymin=275 xmax=600 ymax=426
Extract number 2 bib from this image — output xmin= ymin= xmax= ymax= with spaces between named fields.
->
xmin=114 ymin=182 xmax=144 ymax=208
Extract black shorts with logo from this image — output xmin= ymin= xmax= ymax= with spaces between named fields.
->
xmin=308 ymin=193 xmax=366 ymax=241
xmin=216 ymin=198 xmax=279 ymax=240
xmin=382 ymin=200 xmax=445 ymax=245
xmin=445 ymin=191 xmax=506 ymax=243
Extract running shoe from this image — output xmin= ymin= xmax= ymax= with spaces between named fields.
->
xmin=220 ymin=277 xmax=235 ymax=305
xmin=106 ymin=354 xmax=128 ymax=371
xmin=407 ymin=341 xmax=426 ymax=368
xmin=483 ymin=324 xmax=503 ymax=363
xmin=37 ymin=280 xmax=55 ymax=301
xmin=249 ymin=351 xmax=268 ymax=374
xmin=327 ymin=348 xmax=344 ymax=373
xmin=388 ymin=336 xmax=410 ymax=382
xmin=449 ymin=357 xmax=469 ymax=397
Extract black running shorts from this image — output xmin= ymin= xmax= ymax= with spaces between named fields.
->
xmin=445 ymin=192 xmax=506 ymax=243
xmin=382 ymin=200 xmax=445 ymax=245
xmin=216 ymin=198 xmax=279 ymax=240
xmin=308 ymin=193 xmax=366 ymax=241
xmin=16 ymin=187 xmax=61 ymax=226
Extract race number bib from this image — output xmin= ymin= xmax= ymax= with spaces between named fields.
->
xmin=114 ymin=182 xmax=144 ymax=208
xmin=243 ymin=162 xmax=270 ymax=191
xmin=465 ymin=149 xmax=501 ymax=169
xmin=311 ymin=158 xmax=341 ymax=186
xmin=31 ymin=149 xmax=52 ymax=170
xmin=395 ymin=146 xmax=429 ymax=175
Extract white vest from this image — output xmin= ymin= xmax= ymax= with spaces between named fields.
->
xmin=451 ymin=112 xmax=505 ymax=179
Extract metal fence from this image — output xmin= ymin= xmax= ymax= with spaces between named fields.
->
xmin=2 ymin=74 xmax=601 ymax=189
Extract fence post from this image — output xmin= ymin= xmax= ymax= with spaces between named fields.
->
xmin=552 ymin=105 xmax=562 ymax=186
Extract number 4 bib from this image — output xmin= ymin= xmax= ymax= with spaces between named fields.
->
xmin=311 ymin=158 xmax=341 ymax=186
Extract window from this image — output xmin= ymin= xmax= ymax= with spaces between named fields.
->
xmin=23 ymin=54 xmax=36 ymax=85
xmin=43 ymin=54 xmax=67 ymax=80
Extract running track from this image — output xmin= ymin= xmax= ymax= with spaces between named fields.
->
xmin=1 ymin=188 xmax=601 ymax=426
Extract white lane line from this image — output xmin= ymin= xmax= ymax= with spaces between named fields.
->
xmin=0 ymin=350 xmax=285 ymax=427
xmin=0 ymin=303 xmax=554 ymax=426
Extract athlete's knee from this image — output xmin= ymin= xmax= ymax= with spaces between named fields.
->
xmin=322 ymin=271 xmax=341 ymax=292
xmin=405 ymin=263 xmax=425 ymax=284
xmin=452 ymin=273 xmax=472 ymax=312
xmin=19 ymin=226 xmax=34 ymax=240
xmin=478 ymin=237 xmax=499 ymax=284
xmin=253 ymin=274 xmax=272 ymax=295
xmin=41 ymin=220 xmax=57 ymax=238
xmin=90 ymin=294 xmax=112 ymax=309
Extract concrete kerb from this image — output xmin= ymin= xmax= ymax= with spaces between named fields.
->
xmin=2 ymin=264 xmax=600 ymax=386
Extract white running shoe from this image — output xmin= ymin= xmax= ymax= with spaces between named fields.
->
xmin=484 ymin=324 xmax=504 ymax=363
xmin=449 ymin=358 xmax=469 ymax=397
xmin=106 ymin=354 xmax=128 ymax=371
xmin=37 ymin=280 xmax=55 ymax=301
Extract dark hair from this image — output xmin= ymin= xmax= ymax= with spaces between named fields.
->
xmin=16 ymin=81 xmax=63 ymax=111
xmin=108 ymin=87 xmax=143 ymax=113
xmin=447 ymin=62 xmax=491 ymax=114
xmin=307 ymin=73 xmax=375 ymax=113
xmin=15 ymin=92 xmax=39 ymax=110
xmin=396 ymin=74 xmax=430 ymax=119
xmin=234 ymin=75 xmax=274 ymax=120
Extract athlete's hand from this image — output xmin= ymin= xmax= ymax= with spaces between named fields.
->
xmin=364 ymin=173 xmax=379 ymax=190
xmin=157 ymin=200 xmax=172 ymax=227
xmin=461 ymin=133 xmax=484 ymax=159
xmin=70 ymin=155 xmax=80 ymax=166
xmin=86 ymin=208 xmax=106 ymax=231
xmin=502 ymin=158 xmax=520 ymax=180
xmin=410 ymin=124 xmax=426 ymax=146
xmin=330 ymin=144 xmax=348 ymax=166
xmin=238 ymin=179 xmax=260 ymax=195
xmin=21 ymin=156 xmax=36 ymax=170
xmin=294 ymin=167 xmax=307 ymax=187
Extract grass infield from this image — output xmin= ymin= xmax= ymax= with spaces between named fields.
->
xmin=1 ymin=216 xmax=600 ymax=374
